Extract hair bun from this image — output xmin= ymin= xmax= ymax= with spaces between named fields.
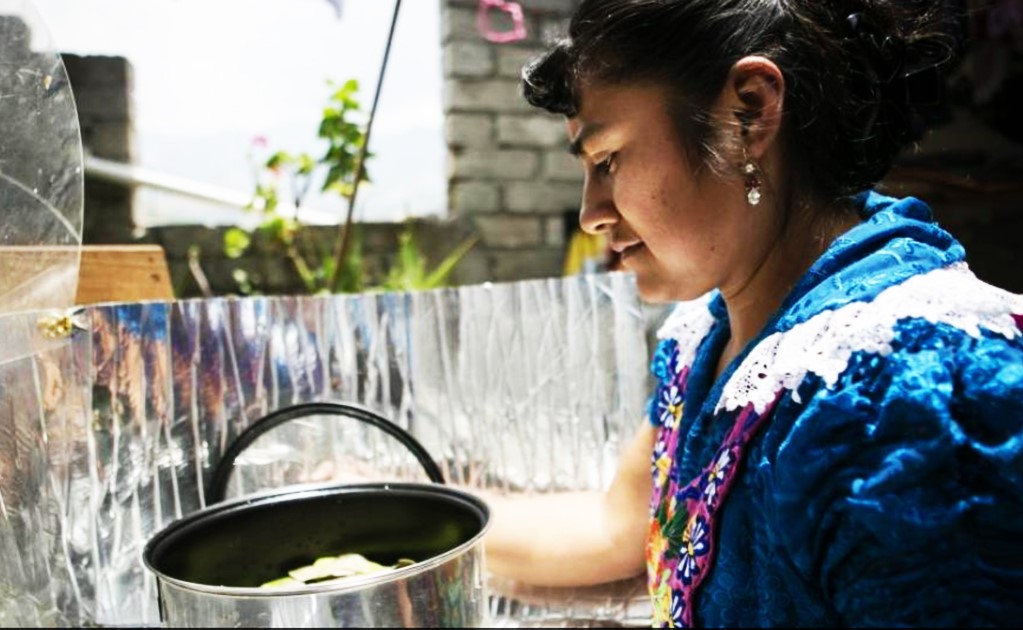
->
xmin=811 ymin=0 xmax=962 ymax=193
xmin=855 ymin=6 xmax=958 ymax=111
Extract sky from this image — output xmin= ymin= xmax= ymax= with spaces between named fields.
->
xmin=29 ymin=0 xmax=446 ymax=226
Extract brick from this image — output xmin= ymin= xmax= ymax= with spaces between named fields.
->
xmin=204 ymin=256 xmax=265 ymax=294
xmin=258 ymin=256 xmax=296 ymax=293
xmin=406 ymin=216 xmax=480 ymax=256
xmin=151 ymin=226 xmax=225 ymax=259
xmin=354 ymin=223 xmax=403 ymax=252
xmin=496 ymin=114 xmax=565 ymax=148
xmin=517 ymin=0 xmax=578 ymax=14
xmin=441 ymin=5 xmax=480 ymax=43
xmin=444 ymin=79 xmax=533 ymax=114
xmin=443 ymin=41 xmax=495 ymax=78
xmin=84 ymin=121 xmax=134 ymax=161
xmin=504 ymin=181 xmax=581 ymax=213
xmin=451 ymin=181 xmax=500 ymax=214
xmin=473 ymin=215 xmax=543 ymax=248
xmin=497 ymin=46 xmax=544 ymax=78
xmin=449 ymin=149 xmax=538 ymax=180
xmin=168 ymin=260 xmax=199 ymax=298
xmin=545 ymin=217 xmax=567 ymax=247
xmin=69 ymin=86 xmax=131 ymax=122
xmin=82 ymin=182 xmax=134 ymax=244
xmin=488 ymin=248 xmax=564 ymax=282
xmin=445 ymin=113 xmax=494 ymax=148
xmin=542 ymin=150 xmax=583 ymax=181
xmin=63 ymin=54 xmax=132 ymax=88
xmin=447 ymin=246 xmax=492 ymax=286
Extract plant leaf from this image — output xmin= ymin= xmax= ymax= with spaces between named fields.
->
xmin=423 ymin=236 xmax=479 ymax=289
xmin=224 ymin=227 xmax=252 ymax=259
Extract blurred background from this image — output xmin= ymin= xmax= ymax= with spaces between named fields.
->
xmin=13 ymin=0 xmax=1023 ymax=299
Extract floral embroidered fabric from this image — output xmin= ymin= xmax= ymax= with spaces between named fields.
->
xmin=645 ymin=193 xmax=1023 ymax=627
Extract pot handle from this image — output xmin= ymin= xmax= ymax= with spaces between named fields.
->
xmin=208 ymin=401 xmax=446 ymax=504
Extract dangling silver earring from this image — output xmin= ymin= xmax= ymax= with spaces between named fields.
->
xmin=742 ymin=146 xmax=762 ymax=206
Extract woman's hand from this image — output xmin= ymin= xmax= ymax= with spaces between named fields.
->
xmin=476 ymin=422 xmax=656 ymax=588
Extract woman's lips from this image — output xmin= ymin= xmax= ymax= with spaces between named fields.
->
xmin=617 ymin=243 xmax=642 ymax=258
xmin=611 ymin=239 xmax=642 ymax=254
xmin=618 ymin=242 xmax=645 ymax=263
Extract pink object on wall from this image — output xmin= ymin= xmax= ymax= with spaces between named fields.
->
xmin=477 ymin=0 xmax=528 ymax=44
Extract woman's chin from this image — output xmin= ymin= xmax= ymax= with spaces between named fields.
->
xmin=635 ymin=275 xmax=677 ymax=304
xmin=634 ymin=271 xmax=709 ymax=304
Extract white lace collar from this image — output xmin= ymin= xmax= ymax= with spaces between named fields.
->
xmin=654 ymin=264 xmax=1023 ymax=415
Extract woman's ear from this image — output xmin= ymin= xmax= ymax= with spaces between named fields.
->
xmin=721 ymin=56 xmax=785 ymax=159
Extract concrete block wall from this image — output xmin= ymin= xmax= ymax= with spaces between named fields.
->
xmin=148 ymin=220 xmax=482 ymax=298
xmin=442 ymin=0 xmax=583 ymax=283
xmin=62 ymin=54 xmax=137 ymax=244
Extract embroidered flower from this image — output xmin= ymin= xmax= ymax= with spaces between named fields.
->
xmin=668 ymin=346 xmax=682 ymax=377
xmin=702 ymin=447 xmax=734 ymax=508
xmin=668 ymin=591 xmax=687 ymax=628
xmin=647 ymin=517 xmax=669 ymax=569
xmin=677 ymin=515 xmax=710 ymax=585
xmin=658 ymin=385 xmax=684 ymax=429
xmin=652 ymin=432 xmax=675 ymax=487
xmin=652 ymin=568 xmax=674 ymax=627
xmin=654 ymin=454 xmax=673 ymax=488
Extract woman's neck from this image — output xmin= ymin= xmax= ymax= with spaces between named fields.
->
xmin=714 ymin=200 xmax=860 ymax=379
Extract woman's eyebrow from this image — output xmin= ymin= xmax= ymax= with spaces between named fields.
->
xmin=568 ymin=123 xmax=608 ymax=158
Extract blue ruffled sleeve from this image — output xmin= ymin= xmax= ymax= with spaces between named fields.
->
xmin=771 ymin=321 xmax=1023 ymax=626
xmin=648 ymin=338 xmax=679 ymax=428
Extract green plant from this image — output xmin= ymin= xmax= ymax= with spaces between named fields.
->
xmin=380 ymin=224 xmax=479 ymax=292
xmin=223 ymin=79 xmax=475 ymax=296
xmin=224 ymin=79 xmax=371 ymax=295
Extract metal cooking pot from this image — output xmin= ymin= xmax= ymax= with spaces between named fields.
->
xmin=143 ymin=402 xmax=490 ymax=628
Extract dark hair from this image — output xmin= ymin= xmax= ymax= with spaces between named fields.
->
xmin=522 ymin=0 xmax=962 ymax=202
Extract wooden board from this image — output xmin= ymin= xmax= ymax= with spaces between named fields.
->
xmin=76 ymin=245 xmax=174 ymax=305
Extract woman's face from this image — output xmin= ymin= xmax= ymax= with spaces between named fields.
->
xmin=568 ymin=81 xmax=771 ymax=303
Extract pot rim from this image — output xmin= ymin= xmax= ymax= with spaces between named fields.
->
xmin=142 ymin=482 xmax=491 ymax=598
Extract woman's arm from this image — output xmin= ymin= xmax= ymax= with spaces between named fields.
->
xmin=479 ymin=421 xmax=656 ymax=587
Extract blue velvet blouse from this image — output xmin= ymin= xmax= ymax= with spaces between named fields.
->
xmin=645 ymin=193 xmax=1023 ymax=627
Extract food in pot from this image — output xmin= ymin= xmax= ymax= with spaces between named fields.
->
xmin=261 ymin=553 xmax=416 ymax=589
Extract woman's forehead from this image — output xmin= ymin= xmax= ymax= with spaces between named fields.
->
xmin=573 ymin=81 xmax=674 ymax=123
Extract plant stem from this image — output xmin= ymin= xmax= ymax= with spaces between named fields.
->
xmin=328 ymin=0 xmax=402 ymax=292
xmin=187 ymin=247 xmax=214 ymax=298
xmin=286 ymin=240 xmax=318 ymax=293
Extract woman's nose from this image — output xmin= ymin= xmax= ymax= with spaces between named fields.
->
xmin=579 ymin=177 xmax=617 ymax=235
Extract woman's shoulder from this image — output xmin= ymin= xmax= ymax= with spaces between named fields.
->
xmin=756 ymin=263 xmax=1023 ymax=517
xmin=718 ymin=263 xmax=1023 ymax=416
xmin=650 ymin=291 xmax=719 ymax=383
xmin=759 ymin=273 xmax=1023 ymax=625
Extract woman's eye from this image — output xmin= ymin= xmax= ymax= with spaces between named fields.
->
xmin=595 ymin=154 xmax=616 ymax=176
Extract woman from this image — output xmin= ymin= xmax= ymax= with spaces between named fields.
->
xmin=481 ymin=0 xmax=1023 ymax=626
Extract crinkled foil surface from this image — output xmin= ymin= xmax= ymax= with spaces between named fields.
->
xmin=0 ymin=273 xmax=652 ymax=627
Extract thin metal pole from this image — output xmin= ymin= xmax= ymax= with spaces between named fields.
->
xmin=329 ymin=0 xmax=403 ymax=292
